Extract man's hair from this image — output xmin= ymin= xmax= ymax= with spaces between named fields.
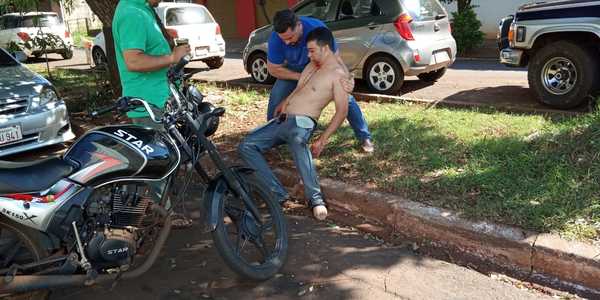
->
xmin=273 ymin=9 xmax=299 ymax=33
xmin=306 ymin=27 xmax=334 ymax=50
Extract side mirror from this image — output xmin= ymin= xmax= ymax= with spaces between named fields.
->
xmin=12 ymin=51 xmax=27 ymax=63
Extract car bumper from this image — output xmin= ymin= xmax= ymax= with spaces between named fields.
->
xmin=0 ymin=100 xmax=75 ymax=157
xmin=189 ymin=40 xmax=226 ymax=61
xmin=500 ymin=48 xmax=524 ymax=66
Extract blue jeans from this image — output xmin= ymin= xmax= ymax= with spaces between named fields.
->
xmin=238 ymin=115 xmax=325 ymax=208
xmin=267 ymin=79 xmax=372 ymax=142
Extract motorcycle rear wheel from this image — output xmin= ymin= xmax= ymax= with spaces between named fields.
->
xmin=211 ymin=172 xmax=288 ymax=280
xmin=0 ymin=216 xmax=50 ymax=300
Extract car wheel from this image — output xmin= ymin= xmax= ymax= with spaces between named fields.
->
xmin=61 ymin=48 xmax=74 ymax=60
xmin=417 ymin=67 xmax=447 ymax=83
xmin=205 ymin=57 xmax=224 ymax=69
xmin=92 ymin=47 xmax=107 ymax=67
xmin=248 ymin=52 xmax=275 ymax=84
xmin=364 ymin=55 xmax=404 ymax=94
xmin=528 ymin=41 xmax=598 ymax=109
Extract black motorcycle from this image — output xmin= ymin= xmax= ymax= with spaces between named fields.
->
xmin=0 ymin=57 xmax=288 ymax=298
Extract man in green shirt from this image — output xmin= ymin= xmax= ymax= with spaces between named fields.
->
xmin=112 ymin=0 xmax=190 ymax=123
xmin=112 ymin=0 xmax=191 ymax=227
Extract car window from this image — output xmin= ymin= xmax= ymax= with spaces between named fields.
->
xmin=296 ymin=0 xmax=337 ymax=22
xmin=21 ymin=15 xmax=61 ymax=27
xmin=402 ymin=0 xmax=445 ymax=21
xmin=165 ymin=7 xmax=215 ymax=26
xmin=337 ymin=0 xmax=382 ymax=20
xmin=0 ymin=50 xmax=18 ymax=67
xmin=2 ymin=16 xmax=19 ymax=29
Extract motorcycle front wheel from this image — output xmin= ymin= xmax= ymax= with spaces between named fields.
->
xmin=211 ymin=171 xmax=288 ymax=280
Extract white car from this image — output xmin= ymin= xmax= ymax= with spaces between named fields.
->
xmin=92 ymin=2 xmax=225 ymax=69
xmin=0 ymin=12 xmax=74 ymax=61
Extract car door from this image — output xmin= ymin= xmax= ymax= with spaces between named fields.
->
xmin=326 ymin=0 xmax=384 ymax=72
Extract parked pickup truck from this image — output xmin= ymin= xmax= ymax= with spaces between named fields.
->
xmin=498 ymin=0 xmax=600 ymax=109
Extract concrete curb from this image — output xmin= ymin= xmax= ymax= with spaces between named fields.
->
xmin=193 ymin=79 xmax=585 ymax=117
xmin=268 ymin=167 xmax=600 ymax=298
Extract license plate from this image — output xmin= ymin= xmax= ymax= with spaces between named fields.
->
xmin=195 ymin=46 xmax=209 ymax=57
xmin=0 ymin=125 xmax=22 ymax=146
xmin=433 ymin=51 xmax=450 ymax=64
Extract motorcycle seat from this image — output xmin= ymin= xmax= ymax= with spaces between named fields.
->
xmin=0 ymin=156 xmax=76 ymax=194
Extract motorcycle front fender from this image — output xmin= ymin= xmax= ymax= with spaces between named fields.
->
xmin=203 ymin=167 xmax=254 ymax=232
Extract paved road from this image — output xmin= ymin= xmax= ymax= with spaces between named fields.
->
xmin=49 ymin=206 xmax=554 ymax=300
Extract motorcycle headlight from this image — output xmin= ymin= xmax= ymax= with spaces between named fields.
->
xmin=199 ymin=102 xmax=220 ymax=137
xmin=31 ymin=87 xmax=58 ymax=108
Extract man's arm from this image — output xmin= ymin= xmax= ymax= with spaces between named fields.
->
xmin=311 ymin=71 xmax=349 ymax=157
xmin=334 ymin=50 xmax=355 ymax=93
xmin=123 ymin=45 xmax=190 ymax=73
xmin=267 ymin=62 xmax=302 ymax=81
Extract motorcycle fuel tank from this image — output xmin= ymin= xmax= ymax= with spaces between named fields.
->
xmin=64 ymin=125 xmax=179 ymax=186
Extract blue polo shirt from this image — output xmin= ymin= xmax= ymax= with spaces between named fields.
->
xmin=267 ymin=16 xmax=338 ymax=73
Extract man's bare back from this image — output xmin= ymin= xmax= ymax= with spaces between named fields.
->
xmin=283 ymin=61 xmax=347 ymax=120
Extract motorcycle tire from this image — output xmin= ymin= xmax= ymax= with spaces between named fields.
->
xmin=0 ymin=216 xmax=50 ymax=300
xmin=211 ymin=172 xmax=288 ymax=280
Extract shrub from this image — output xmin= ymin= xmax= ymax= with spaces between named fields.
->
xmin=450 ymin=5 xmax=485 ymax=55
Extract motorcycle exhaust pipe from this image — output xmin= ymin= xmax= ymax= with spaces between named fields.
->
xmin=0 ymin=205 xmax=172 ymax=294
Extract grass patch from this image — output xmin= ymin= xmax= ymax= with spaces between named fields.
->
xmin=30 ymin=65 xmax=114 ymax=112
xmin=316 ymin=102 xmax=600 ymax=242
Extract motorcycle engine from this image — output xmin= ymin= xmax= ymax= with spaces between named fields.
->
xmin=83 ymin=184 xmax=152 ymax=268
xmin=86 ymin=228 xmax=137 ymax=265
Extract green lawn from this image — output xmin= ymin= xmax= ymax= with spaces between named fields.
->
xmin=318 ymin=102 xmax=600 ymax=242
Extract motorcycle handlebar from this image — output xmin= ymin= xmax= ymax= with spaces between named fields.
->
xmin=89 ymin=104 xmax=116 ymax=118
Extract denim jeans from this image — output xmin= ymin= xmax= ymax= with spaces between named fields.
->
xmin=267 ymin=79 xmax=372 ymax=142
xmin=238 ymin=115 xmax=326 ymax=208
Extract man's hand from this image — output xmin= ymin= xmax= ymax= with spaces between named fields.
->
xmin=170 ymin=44 xmax=191 ymax=64
xmin=310 ymin=137 xmax=327 ymax=158
xmin=340 ymin=74 xmax=355 ymax=93
xmin=274 ymin=100 xmax=287 ymax=118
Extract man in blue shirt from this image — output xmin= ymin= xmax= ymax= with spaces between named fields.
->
xmin=266 ymin=9 xmax=374 ymax=153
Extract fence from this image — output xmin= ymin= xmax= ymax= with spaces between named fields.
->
xmin=65 ymin=17 xmax=102 ymax=36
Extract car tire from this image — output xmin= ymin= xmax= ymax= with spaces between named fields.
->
xmin=92 ymin=47 xmax=107 ymax=67
xmin=364 ymin=55 xmax=404 ymax=94
xmin=248 ymin=52 xmax=275 ymax=84
xmin=417 ymin=67 xmax=447 ymax=83
xmin=205 ymin=57 xmax=224 ymax=69
xmin=61 ymin=48 xmax=73 ymax=60
xmin=528 ymin=41 xmax=598 ymax=109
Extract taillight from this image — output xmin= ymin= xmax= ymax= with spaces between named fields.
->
xmin=394 ymin=13 xmax=414 ymax=41
xmin=166 ymin=28 xmax=178 ymax=39
xmin=17 ymin=32 xmax=30 ymax=41
xmin=64 ymin=31 xmax=70 ymax=38
xmin=216 ymin=24 xmax=221 ymax=35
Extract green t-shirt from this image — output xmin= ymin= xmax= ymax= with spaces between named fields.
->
xmin=112 ymin=0 xmax=171 ymax=118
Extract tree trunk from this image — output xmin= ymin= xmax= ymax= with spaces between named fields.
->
xmin=84 ymin=0 xmax=121 ymax=97
xmin=457 ymin=0 xmax=472 ymax=13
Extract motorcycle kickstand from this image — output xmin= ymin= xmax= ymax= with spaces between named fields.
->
xmin=71 ymin=221 xmax=98 ymax=285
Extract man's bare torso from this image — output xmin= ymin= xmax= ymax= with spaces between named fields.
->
xmin=284 ymin=62 xmax=345 ymax=120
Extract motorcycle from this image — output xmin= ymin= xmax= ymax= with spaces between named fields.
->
xmin=0 ymin=57 xmax=288 ymax=298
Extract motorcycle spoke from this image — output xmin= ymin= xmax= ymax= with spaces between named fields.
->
xmin=235 ymin=234 xmax=249 ymax=256
xmin=252 ymin=237 xmax=271 ymax=260
xmin=1 ymin=239 xmax=23 ymax=268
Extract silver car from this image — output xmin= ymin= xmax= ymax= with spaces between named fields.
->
xmin=243 ymin=0 xmax=456 ymax=94
xmin=0 ymin=48 xmax=74 ymax=157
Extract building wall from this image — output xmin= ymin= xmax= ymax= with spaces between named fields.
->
xmin=442 ymin=0 xmax=533 ymax=39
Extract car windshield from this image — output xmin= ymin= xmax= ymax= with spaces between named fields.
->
xmin=21 ymin=15 xmax=61 ymax=27
xmin=165 ymin=7 xmax=215 ymax=26
xmin=0 ymin=50 xmax=18 ymax=67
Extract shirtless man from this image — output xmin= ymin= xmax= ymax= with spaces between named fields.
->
xmin=239 ymin=27 xmax=348 ymax=220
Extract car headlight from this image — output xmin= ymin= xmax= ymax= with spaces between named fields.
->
xmin=249 ymin=30 xmax=256 ymax=41
xmin=31 ymin=87 xmax=59 ymax=108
